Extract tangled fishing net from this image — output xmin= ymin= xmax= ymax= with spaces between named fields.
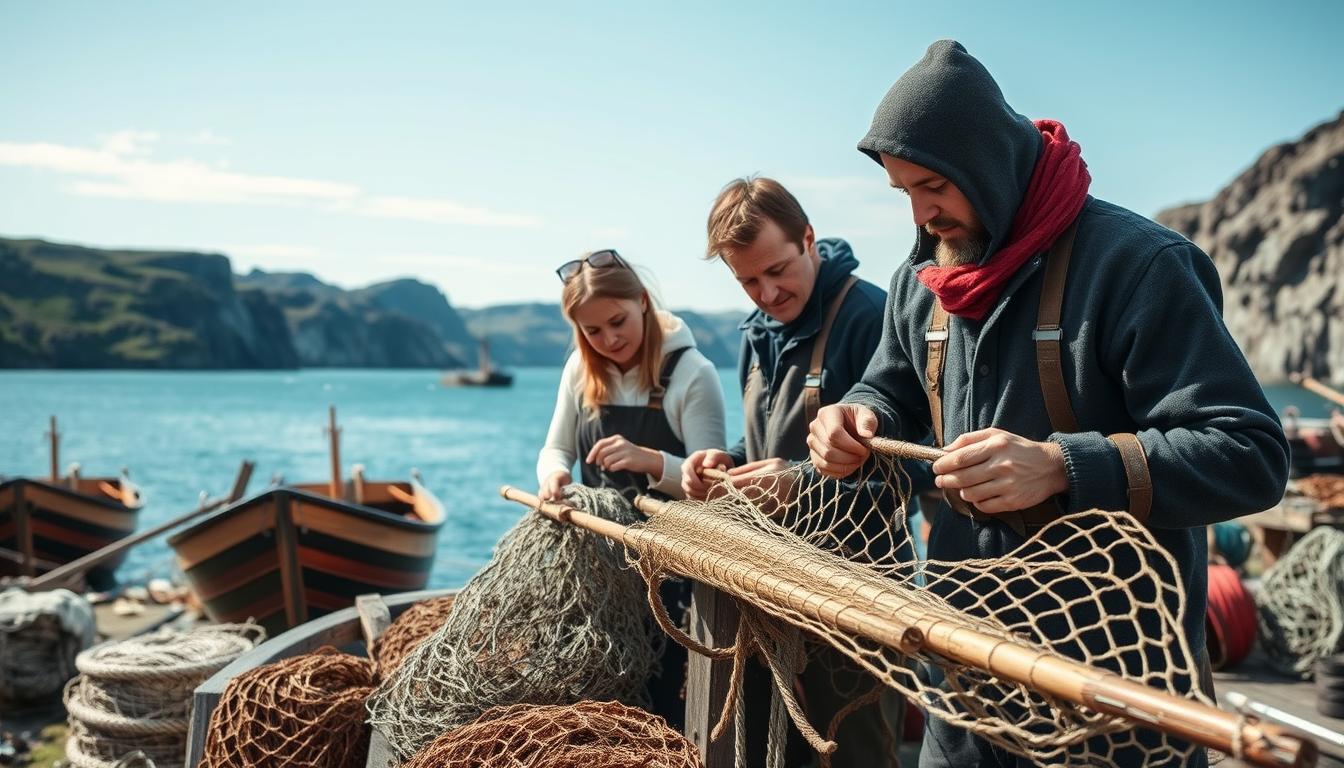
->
xmin=201 ymin=647 xmax=375 ymax=768
xmin=401 ymin=700 xmax=700 ymax=768
xmin=621 ymin=454 xmax=1210 ymax=767
xmin=1257 ymin=524 xmax=1344 ymax=677
xmin=0 ymin=586 xmax=93 ymax=705
xmin=65 ymin=622 xmax=264 ymax=768
xmin=367 ymin=485 xmax=659 ymax=762
xmin=1294 ymin=473 xmax=1344 ymax=508
xmin=373 ymin=593 xmax=456 ymax=677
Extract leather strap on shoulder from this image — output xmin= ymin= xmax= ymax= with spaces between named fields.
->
xmin=1036 ymin=220 xmax=1080 ymax=434
xmin=803 ymin=276 xmax=858 ymax=425
xmin=1107 ymin=432 xmax=1153 ymax=523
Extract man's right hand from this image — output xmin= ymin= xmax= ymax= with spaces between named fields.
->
xmin=539 ymin=470 xmax=571 ymax=503
xmin=681 ymin=449 xmax=735 ymax=500
xmin=808 ymin=403 xmax=878 ymax=478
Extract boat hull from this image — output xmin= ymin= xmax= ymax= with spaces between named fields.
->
xmin=0 ymin=478 xmax=141 ymax=585
xmin=168 ymin=485 xmax=444 ymax=635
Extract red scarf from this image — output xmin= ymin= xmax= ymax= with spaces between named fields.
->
xmin=916 ymin=120 xmax=1090 ymax=320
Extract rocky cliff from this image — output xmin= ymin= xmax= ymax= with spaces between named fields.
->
xmin=0 ymin=238 xmax=299 ymax=368
xmin=1155 ymin=111 xmax=1344 ymax=385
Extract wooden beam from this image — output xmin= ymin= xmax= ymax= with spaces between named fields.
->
xmin=684 ymin=584 xmax=739 ymax=767
xmin=273 ymin=492 xmax=307 ymax=628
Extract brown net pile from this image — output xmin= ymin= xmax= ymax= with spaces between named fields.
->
xmin=622 ymin=456 xmax=1210 ymax=767
xmin=1294 ymin=474 xmax=1344 ymax=508
xmin=201 ymin=647 xmax=375 ymax=768
xmin=401 ymin=700 xmax=700 ymax=768
xmin=373 ymin=594 xmax=456 ymax=677
xmin=367 ymin=486 xmax=659 ymax=762
xmin=65 ymin=622 xmax=264 ymax=768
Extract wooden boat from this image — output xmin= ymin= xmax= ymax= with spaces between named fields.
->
xmin=0 ymin=417 xmax=143 ymax=588
xmin=1283 ymin=412 xmax=1344 ymax=476
xmin=441 ymin=337 xmax=513 ymax=387
xmin=167 ymin=408 xmax=445 ymax=635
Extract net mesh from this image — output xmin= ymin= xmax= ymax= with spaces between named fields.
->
xmin=401 ymin=700 xmax=700 ymax=768
xmin=366 ymin=486 xmax=661 ymax=762
xmin=373 ymin=594 xmax=456 ymax=678
xmin=1256 ymin=524 xmax=1344 ymax=677
xmin=200 ymin=647 xmax=375 ymax=768
xmin=624 ymin=455 xmax=1209 ymax=767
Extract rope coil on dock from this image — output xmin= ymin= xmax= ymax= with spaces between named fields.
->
xmin=65 ymin=622 xmax=264 ymax=768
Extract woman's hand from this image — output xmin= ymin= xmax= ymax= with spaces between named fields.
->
xmin=539 ymin=470 xmax=571 ymax=502
xmin=586 ymin=435 xmax=663 ymax=476
xmin=682 ymin=449 xmax=736 ymax=500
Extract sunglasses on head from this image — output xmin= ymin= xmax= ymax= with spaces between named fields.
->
xmin=556 ymin=249 xmax=628 ymax=283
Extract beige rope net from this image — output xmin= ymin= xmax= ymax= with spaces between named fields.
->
xmin=1257 ymin=525 xmax=1344 ymax=678
xmin=200 ymin=647 xmax=376 ymax=768
xmin=502 ymin=447 xmax=1315 ymax=768
xmin=366 ymin=486 xmax=661 ymax=762
xmin=372 ymin=593 xmax=456 ymax=678
xmin=401 ymin=700 xmax=700 ymax=767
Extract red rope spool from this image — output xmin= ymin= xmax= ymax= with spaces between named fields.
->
xmin=1205 ymin=564 xmax=1256 ymax=670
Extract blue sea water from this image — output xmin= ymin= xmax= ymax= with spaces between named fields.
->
xmin=0 ymin=368 xmax=743 ymax=588
xmin=0 ymin=370 xmax=1333 ymax=588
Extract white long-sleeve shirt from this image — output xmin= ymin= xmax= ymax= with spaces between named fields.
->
xmin=536 ymin=311 xmax=727 ymax=498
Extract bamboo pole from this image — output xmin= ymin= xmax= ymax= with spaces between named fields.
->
xmin=499 ymin=485 xmax=1315 ymax=768
xmin=327 ymin=405 xmax=342 ymax=499
xmin=1291 ymin=373 xmax=1344 ymax=408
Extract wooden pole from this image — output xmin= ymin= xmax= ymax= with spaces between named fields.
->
xmin=47 ymin=415 xmax=59 ymax=482
xmin=867 ymin=437 xmax=946 ymax=463
xmin=1292 ymin=373 xmax=1344 ymax=408
xmin=28 ymin=460 xmax=256 ymax=592
xmin=498 ymin=486 xmax=1316 ymax=768
xmin=327 ymin=405 xmax=342 ymax=499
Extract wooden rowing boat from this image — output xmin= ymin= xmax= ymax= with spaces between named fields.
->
xmin=167 ymin=408 xmax=445 ymax=635
xmin=0 ymin=418 xmax=143 ymax=588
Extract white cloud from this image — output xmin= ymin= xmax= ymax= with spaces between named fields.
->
xmin=360 ymin=196 xmax=543 ymax=229
xmin=99 ymin=129 xmax=159 ymax=156
xmin=0 ymin=135 xmax=542 ymax=230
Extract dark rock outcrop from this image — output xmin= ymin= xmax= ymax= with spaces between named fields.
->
xmin=1155 ymin=111 xmax=1344 ymax=385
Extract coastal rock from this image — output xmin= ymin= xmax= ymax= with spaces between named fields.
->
xmin=1155 ymin=111 xmax=1344 ymax=386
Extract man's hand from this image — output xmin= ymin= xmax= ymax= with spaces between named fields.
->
xmin=586 ymin=435 xmax=663 ymax=476
xmin=681 ymin=449 xmax=735 ymax=500
xmin=539 ymin=470 xmax=571 ymax=503
xmin=727 ymin=458 xmax=795 ymax=517
xmin=931 ymin=428 xmax=1068 ymax=513
xmin=808 ymin=403 xmax=878 ymax=478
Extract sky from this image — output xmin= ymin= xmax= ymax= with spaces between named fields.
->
xmin=2 ymin=1 xmax=1342 ymax=312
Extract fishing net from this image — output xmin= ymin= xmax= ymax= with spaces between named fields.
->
xmin=65 ymin=622 xmax=264 ymax=768
xmin=200 ymin=647 xmax=375 ymax=768
xmin=618 ymin=454 xmax=1212 ymax=767
xmin=367 ymin=485 xmax=659 ymax=762
xmin=1257 ymin=525 xmax=1344 ymax=677
xmin=0 ymin=586 xmax=94 ymax=705
xmin=373 ymin=594 xmax=456 ymax=677
xmin=1294 ymin=473 xmax=1344 ymax=508
xmin=402 ymin=700 xmax=700 ymax=768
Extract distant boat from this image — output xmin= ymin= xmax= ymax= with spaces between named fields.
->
xmin=167 ymin=407 xmax=445 ymax=635
xmin=0 ymin=417 xmax=143 ymax=588
xmin=442 ymin=337 xmax=513 ymax=387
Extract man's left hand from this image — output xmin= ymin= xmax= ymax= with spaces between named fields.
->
xmin=931 ymin=428 xmax=1067 ymax=513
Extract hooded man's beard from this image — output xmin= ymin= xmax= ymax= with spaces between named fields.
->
xmin=934 ymin=230 xmax=989 ymax=267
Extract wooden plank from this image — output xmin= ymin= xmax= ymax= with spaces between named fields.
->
xmin=684 ymin=582 xmax=738 ymax=768
xmin=14 ymin=482 xmax=33 ymax=576
xmin=185 ymin=587 xmax=455 ymax=767
xmin=356 ymin=593 xmax=392 ymax=650
xmin=274 ymin=492 xmax=308 ymax=628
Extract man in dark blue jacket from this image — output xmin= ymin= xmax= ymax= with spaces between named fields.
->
xmin=682 ymin=176 xmax=917 ymax=767
xmin=808 ymin=40 xmax=1288 ymax=767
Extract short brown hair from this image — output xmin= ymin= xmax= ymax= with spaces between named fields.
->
xmin=705 ymin=176 xmax=809 ymax=261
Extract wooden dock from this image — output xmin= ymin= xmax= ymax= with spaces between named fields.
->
xmin=1217 ymin=647 xmax=1344 ymax=767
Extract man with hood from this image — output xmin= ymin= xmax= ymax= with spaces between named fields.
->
xmin=807 ymin=40 xmax=1288 ymax=766
xmin=681 ymin=176 xmax=913 ymax=767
